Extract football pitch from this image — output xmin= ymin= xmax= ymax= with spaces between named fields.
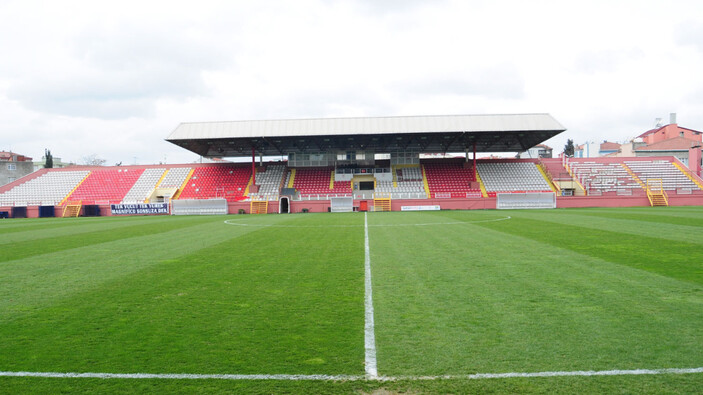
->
xmin=1 ymin=207 xmax=702 ymax=393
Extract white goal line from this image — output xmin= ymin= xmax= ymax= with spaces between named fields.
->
xmin=1 ymin=367 xmax=702 ymax=381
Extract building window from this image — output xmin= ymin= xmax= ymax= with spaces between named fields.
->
xmin=7 ymin=163 xmax=16 ymax=171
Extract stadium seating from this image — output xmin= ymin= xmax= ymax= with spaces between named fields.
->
xmin=158 ymin=167 xmax=192 ymax=188
xmin=396 ymin=166 xmax=423 ymax=182
xmin=624 ymin=160 xmax=702 ymax=191
xmin=374 ymin=180 xmax=426 ymax=195
xmin=249 ymin=164 xmax=286 ymax=200
xmin=372 ymin=166 xmax=426 ymax=198
xmin=66 ymin=168 xmax=144 ymax=204
xmin=0 ymin=170 xmax=90 ymax=206
xmin=2 ymin=158 xmax=702 ymax=213
xmin=477 ymin=162 xmax=553 ymax=194
xmin=177 ymin=165 xmax=252 ymax=202
xmin=540 ymin=158 xmax=573 ymax=181
xmin=122 ymin=168 xmax=166 ymax=204
xmin=568 ymin=161 xmax=642 ymax=194
xmin=423 ymin=162 xmax=480 ymax=198
xmin=293 ymin=167 xmax=351 ymax=197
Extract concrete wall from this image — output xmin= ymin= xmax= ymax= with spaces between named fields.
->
xmin=1 ymin=161 xmax=34 ymax=186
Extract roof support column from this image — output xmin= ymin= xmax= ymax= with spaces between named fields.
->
xmin=252 ymin=147 xmax=256 ymax=185
xmin=473 ymin=142 xmax=477 ymax=180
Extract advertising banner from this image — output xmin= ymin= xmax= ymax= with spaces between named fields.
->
xmin=110 ymin=203 xmax=169 ymax=215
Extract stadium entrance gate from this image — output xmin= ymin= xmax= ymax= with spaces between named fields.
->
xmin=279 ymin=196 xmax=290 ymax=213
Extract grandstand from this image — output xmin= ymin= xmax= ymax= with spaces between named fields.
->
xmin=1 ymin=114 xmax=702 ymax=217
xmin=1 ymin=155 xmax=701 ymax=217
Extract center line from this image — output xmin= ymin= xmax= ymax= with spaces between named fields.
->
xmin=364 ymin=212 xmax=378 ymax=379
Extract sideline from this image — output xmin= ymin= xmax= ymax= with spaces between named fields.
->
xmin=2 ymin=367 xmax=701 ymax=381
xmin=364 ymin=212 xmax=377 ymax=379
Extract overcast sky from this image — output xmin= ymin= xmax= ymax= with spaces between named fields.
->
xmin=2 ymin=0 xmax=703 ymax=165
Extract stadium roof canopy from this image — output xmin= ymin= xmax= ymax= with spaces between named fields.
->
xmin=166 ymin=113 xmax=566 ymax=157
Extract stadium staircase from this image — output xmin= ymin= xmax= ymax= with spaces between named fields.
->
xmin=62 ymin=201 xmax=82 ymax=217
xmin=646 ymin=179 xmax=668 ymax=206
xmin=536 ymin=163 xmax=557 ymax=192
xmin=475 ymin=172 xmax=488 ymax=197
xmin=286 ymin=168 xmax=296 ymax=188
xmin=671 ymin=161 xmax=703 ymax=190
xmin=537 ymin=158 xmax=570 ymax=193
xmin=122 ymin=168 xmax=166 ymax=203
xmin=621 ymin=163 xmax=646 ymax=189
xmin=171 ymin=168 xmax=195 ymax=200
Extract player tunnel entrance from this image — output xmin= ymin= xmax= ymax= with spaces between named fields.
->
xmin=279 ymin=196 xmax=290 ymax=214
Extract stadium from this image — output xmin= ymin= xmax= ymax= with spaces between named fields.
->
xmin=1 ymin=114 xmax=703 ymax=393
xmin=1 ymin=113 xmax=702 ymax=217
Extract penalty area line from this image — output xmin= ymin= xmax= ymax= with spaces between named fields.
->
xmin=223 ymin=215 xmax=512 ymax=228
xmin=1 ymin=367 xmax=701 ymax=381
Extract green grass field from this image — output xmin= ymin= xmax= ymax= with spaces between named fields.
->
xmin=1 ymin=207 xmax=702 ymax=394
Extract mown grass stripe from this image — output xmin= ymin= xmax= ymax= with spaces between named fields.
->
xmin=0 ymin=216 xmax=181 ymax=245
xmin=0 ymin=216 xmax=224 ymax=263
xmin=473 ymin=215 xmax=703 ymax=285
xmin=567 ymin=210 xmax=703 ymax=227
xmin=507 ymin=211 xmax=703 ymax=245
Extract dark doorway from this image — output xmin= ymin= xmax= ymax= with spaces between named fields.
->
xmin=280 ymin=197 xmax=290 ymax=214
xmin=359 ymin=181 xmax=375 ymax=190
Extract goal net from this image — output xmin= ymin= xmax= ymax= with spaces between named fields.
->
xmin=496 ymin=192 xmax=556 ymax=209
xmin=330 ymin=197 xmax=354 ymax=213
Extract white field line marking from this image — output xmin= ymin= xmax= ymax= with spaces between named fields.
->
xmin=1 ymin=367 xmax=701 ymax=381
xmin=364 ymin=212 xmax=378 ymax=379
xmin=0 ymin=371 xmax=362 ymax=381
xmin=223 ymin=216 xmax=511 ymax=228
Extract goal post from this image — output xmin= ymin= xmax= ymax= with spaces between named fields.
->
xmin=330 ymin=197 xmax=354 ymax=213
xmin=496 ymin=192 xmax=556 ymax=209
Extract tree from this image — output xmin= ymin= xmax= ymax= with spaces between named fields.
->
xmin=44 ymin=149 xmax=54 ymax=168
xmin=82 ymin=154 xmax=107 ymax=166
xmin=563 ymin=139 xmax=575 ymax=158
